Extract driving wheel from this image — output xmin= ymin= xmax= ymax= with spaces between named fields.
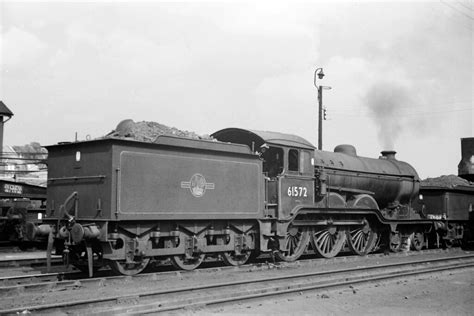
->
xmin=275 ymin=224 xmax=309 ymax=262
xmin=311 ymin=226 xmax=346 ymax=258
xmin=346 ymin=223 xmax=378 ymax=255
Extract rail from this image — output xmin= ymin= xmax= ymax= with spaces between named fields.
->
xmin=1 ymin=251 xmax=473 ymax=314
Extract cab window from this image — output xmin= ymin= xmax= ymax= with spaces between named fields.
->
xmin=262 ymin=146 xmax=284 ymax=178
xmin=288 ymin=149 xmax=299 ymax=172
xmin=300 ymin=150 xmax=312 ymax=174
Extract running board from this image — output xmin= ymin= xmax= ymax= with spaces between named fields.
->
xmin=292 ymin=220 xmax=367 ymax=226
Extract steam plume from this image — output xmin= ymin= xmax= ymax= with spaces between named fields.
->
xmin=364 ymin=82 xmax=413 ymax=150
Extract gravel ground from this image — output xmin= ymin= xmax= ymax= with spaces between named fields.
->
xmin=2 ymin=249 xmax=472 ymax=314
xmin=197 ymin=268 xmax=474 ymax=315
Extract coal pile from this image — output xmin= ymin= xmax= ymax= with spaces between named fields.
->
xmin=104 ymin=119 xmax=214 ymax=142
xmin=421 ymin=174 xmax=473 ymax=188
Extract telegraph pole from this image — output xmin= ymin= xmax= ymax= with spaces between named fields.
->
xmin=318 ymin=85 xmax=323 ymax=150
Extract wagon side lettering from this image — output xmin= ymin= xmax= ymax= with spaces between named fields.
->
xmin=3 ymin=183 xmax=23 ymax=195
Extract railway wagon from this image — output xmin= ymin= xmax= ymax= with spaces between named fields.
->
xmin=41 ymin=127 xmax=443 ymax=276
xmin=414 ymin=184 xmax=474 ymax=247
xmin=0 ymin=179 xmax=47 ymax=243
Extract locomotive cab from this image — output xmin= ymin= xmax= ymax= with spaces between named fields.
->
xmin=212 ymin=128 xmax=316 ymax=258
xmin=259 ymin=144 xmax=315 ymax=218
xmin=261 ymin=144 xmax=313 ymax=179
xmin=212 ymin=128 xmax=316 ymax=220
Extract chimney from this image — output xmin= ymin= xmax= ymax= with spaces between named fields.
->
xmin=381 ymin=150 xmax=397 ymax=160
xmin=0 ymin=101 xmax=14 ymax=153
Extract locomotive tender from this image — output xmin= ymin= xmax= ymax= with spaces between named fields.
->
xmin=39 ymin=127 xmax=458 ymax=276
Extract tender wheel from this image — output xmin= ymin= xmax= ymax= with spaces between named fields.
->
xmin=169 ymin=234 xmax=206 ymax=270
xmin=222 ymin=251 xmax=252 ymax=266
xmin=311 ymin=226 xmax=346 ymax=258
xmin=109 ymin=258 xmax=150 ymax=276
xmin=346 ymin=223 xmax=378 ymax=255
xmin=411 ymin=232 xmax=425 ymax=251
xmin=390 ymin=232 xmax=402 ymax=252
xmin=171 ymin=253 xmax=205 ymax=270
xmin=275 ymin=224 xmax=310 ymax=262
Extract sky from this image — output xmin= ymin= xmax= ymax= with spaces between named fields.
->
xmin=0 ymin=0 xmax=472 ymax=179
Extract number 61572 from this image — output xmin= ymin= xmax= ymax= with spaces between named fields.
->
xmin=287 ymin=186 xmax=308 ymax=197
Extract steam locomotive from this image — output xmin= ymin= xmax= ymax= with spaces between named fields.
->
xmin=35 ymin=128 xmax=473 ymax=276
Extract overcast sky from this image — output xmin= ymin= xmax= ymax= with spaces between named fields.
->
xmin=0 ymin=0 xmax=472 ymax=179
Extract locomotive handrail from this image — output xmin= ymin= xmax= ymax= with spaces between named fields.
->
xmin=322 ymin=166 xmax=419 ymax=179
xmin=58 ymin=191 xmax=78 ymax=222
xmin=48 ymin=175 xmax=106 ymax=183
xmin=327 ymin=186 xmax=375 ymax=195
xmin=281 ymin=174 xmax=315 ymax=180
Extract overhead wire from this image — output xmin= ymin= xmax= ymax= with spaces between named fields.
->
xmin=456 ymin=1 xmax=473 ymax=11
xmin=440 ymin=0 xmax=474 ymax=20
xmin=430 ymin=1 xmax=473 ymax=30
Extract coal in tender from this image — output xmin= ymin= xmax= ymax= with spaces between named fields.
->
xmin=421 ymin=174 xmax=473 ymax=188
xmin=103 ymin=119 xmax=214 ymax=142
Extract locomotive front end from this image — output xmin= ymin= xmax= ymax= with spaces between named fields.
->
xmin=309 ymin=145 xmax=424 ymax=254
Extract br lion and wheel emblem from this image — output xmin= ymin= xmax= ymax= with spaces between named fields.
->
xmin=181 ymin=174 xmax=215 ymax=197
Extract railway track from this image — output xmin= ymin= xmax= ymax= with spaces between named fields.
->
xmin=0 ymin=252 xmax=62 ymax=268
xmin=0 ymin=250 xmax=473 ymax=314
xmin=0 ymin=247 xmax=459 ymax=287
xmin=0 ymin=270 xmax=83 ymax=288
xmin=0 ymin=251 xmax=66 ymax=281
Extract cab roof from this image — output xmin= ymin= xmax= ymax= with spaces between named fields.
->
xmin=211 ymin=128 xmax=315 ymax=150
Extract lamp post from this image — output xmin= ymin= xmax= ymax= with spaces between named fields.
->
xmin=314 ymin=68 xmax=331 ymax=150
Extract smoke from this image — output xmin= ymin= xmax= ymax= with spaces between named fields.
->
xmin=364 ymin=82 xmax=414 ymax=150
